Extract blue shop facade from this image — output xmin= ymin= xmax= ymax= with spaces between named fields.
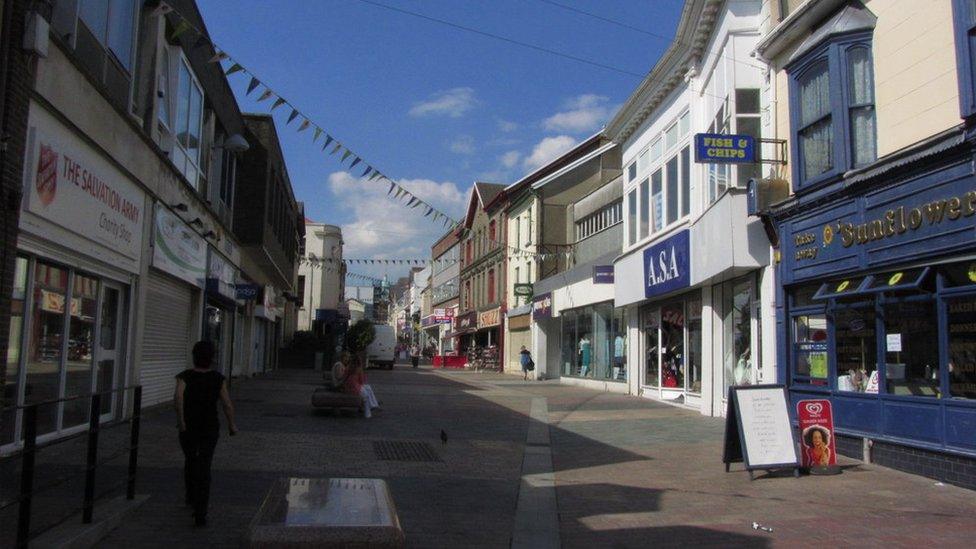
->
xmin=774 ymin=128 xmax=976 ymax=469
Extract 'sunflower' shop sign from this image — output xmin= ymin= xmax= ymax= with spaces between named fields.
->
xmin=24 ymin=104 xmax=146 ymax=262
xmin=643 ymin=230 xmax=690 ymax=299
xmin=152 ymin=204 xmax=206 ymax=287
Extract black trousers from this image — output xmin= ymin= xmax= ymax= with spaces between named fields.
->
xmin=411 ymin=356 xmax=419 ymax=368
xmin=179 ymin=430 xmax=218 ymax=519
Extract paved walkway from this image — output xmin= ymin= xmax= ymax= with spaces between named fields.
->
xmin=27 ymin=366 xmax=976 ymax=547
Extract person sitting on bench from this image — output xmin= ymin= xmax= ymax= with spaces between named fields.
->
xmin=340 ymin=352 xmax=380 ymax=418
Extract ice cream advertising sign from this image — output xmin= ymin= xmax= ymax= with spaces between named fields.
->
xmin=797 ymin=399 xmax=837 ymax=468
xmin=25 ymin=105 xmax=145 ymax=261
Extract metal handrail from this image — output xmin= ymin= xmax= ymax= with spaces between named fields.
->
xmin=0 ymin=384 xmax=143 ymax=413
xmin=0 ymin=385 xmax=143 ymax=548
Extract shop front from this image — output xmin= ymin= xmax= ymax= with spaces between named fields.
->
xmin=504 ymin=305 xmax=532 ymax=374
xmin=204 ymin=247 xmax=240 ymax=377
xmin=253 ymin=285 xmax=283 ymax=374
xmin=142 ymin=204 xmax=207 ymax=406
xmin=776 ymin=144 xmax=976 ymax=463
xmin=453 ymin=311 xmax=477 ymax=353
xmin=3 ymin=102 xmax=147 ymax=447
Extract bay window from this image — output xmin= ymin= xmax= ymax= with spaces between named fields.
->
xmin=79 ymin=0 xmax=137 ymax=71
xmin=158 ymin=47 xmax=205 ymax=189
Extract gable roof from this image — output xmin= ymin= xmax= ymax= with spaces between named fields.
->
xmin=462 ymin=182 xmax=506 ymax=228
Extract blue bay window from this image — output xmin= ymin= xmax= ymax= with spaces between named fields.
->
xmin=952 ymin=0 xmax=976 ymax=118
xmin=787 ymin=3 xmax=877 ymax=191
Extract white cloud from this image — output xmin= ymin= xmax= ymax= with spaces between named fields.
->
xmin=500 ymin=150 xmax=521 ymax=168
xmin=523 ymin=135 xmax=577 ymax=171
xmin=408 ymin=87 xmax=477 ymax=118
xmin=448 ymin=135 xmax=475 ymax=155
xmin=497 ymin=119 xmax=518 ymax=132
xmin=542 ymin=94 xmax=614 ymax=133
xmin=326 ymin=172 xmax=466 ymax=270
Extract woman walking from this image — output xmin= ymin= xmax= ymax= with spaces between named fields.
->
xmin=174 ymin=341 xmax=238 ymax=527
xmin=341 ymin=352 xmax=380 ymax=418
xmin=519 ymin=345 xmax=534 ymax=381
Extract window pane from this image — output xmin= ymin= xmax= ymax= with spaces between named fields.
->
xmin=687 ymin=297 xmax=702 ymax=393
xmin=735 ymin=88 xmax=761 ymax=114
xmin=612 ymin=308 xmax=628 ymax=381
xmin=157 ymin=47 xmax=171 ymax=127
xmin=847 ymin=48 xmax=874 ymax=105
xmin=884 ymin=300 xmax=939 ymax=397
xmin=661 ymin=302 xmax=684 ymax=388
xmin=737 ymin=117 xmax=762 ymax=186
xmin=107 ymin=0 xmax=136 ymax=70
xmin=639 ymin=178 xmax=650 ymax=239
xmin=665 ymin=123 xmax=678 ymax=150
xmin=800 ymin=117 xmax=833 ymax=179
xmin=26 ymin=263 xmax=69 ymax=435
xmin=2 ymin=257 xmax=29 ymax=444
xmin=80 ymin=0 xmax=109 ymax=43
xmin=666 ymin=156 xmax=678 ymax=224
xmin=561 ymin=310 xmax=577 ymax=377
xmin=63 ymin=275 xmax=99 ymax=429
xmin=799 ymin=61 xmax=831 ymax=126
xmin=176 ymin=62 xmax=191 ymax=148
xmin=794 ymin=313 xmax=828 ymax=380
xmin=680 ymin=146 xmax=690 ymax=217
xmin=724 ymin=279 xmax=754 ymax=394
xmin=650 ymin=137 xmax=663 ymax=164
xmin=678 ymin=111 xmax=690 ymax=136
xmin=834 ymin=306 xmax=877 ymax=392
xmin=643 ymin=307 xmax=659 ymax=387
xmin=627 ymin=162 xmax=636 ymax=182
xmin=850 ymin=106 xmax=876 ymax=168
xmin=948 ymin=296 xmax=976 ymax=398
xmin=627 ymin=189 xmax=637 ymax=244
xmin=638 ymin=149 xmax=649 ymax=174
xmin=943 ymin=261 xmax=976 ymax=287
xmin=187 ymin=85 xmax=202 ymax=163
xmin=651 ymin=170 xmax=663 ymax=232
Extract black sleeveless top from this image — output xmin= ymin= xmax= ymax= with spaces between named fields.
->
xmin=176 ymin=370 xmax=225 ymax=435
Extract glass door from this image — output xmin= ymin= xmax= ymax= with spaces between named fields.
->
xmin=95 ymin=282 xmax=125 ymax=419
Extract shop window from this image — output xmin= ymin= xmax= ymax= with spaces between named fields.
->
xmin=660 ymin=302 xmax=685 ymax=389
xmin=724 ymin=277 xmax=755 ymax=395
xmin=62 ymin=274 xmax=98 ymax=429
xmin=947 ymin=296 xmax=976 ymax=398
xmin=834 ymin=304 xmax=878 ymax=392
xmin=787 ymin=19 xmax=876 ymax=190
xmin=643 ymin=307 xmax=659 ymax=387
xmin=2 ymin=257 xmax=29 ymax=445
xmin=558 ymin=303 xmax=622 ymax=381
xmin=952 ymin=0 xmax=976 ymax=117
xmin=883 ymin=299 xmax=939 ymax=397
xmin=793 ymin=313 xmax=828 ymax=383
xmin=26 ymin=262 xmax=70 ymax=434
xmin=561 ymin=309 xmax=578 ymax=377
xmin=612 ymin=308 xmax=628 ymax=381
xmin=687 ymin=297 xmax=703 ymax=394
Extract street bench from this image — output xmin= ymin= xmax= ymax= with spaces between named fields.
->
xmin=247 ymin=478 xmax=404 ymax=548
xmin=311 ymin=387 xmax=363 ymax=414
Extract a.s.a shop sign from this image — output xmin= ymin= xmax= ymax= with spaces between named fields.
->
xmin=643 ymin=230 xmax=690 ymax=299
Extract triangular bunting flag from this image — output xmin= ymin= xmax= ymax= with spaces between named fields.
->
xmin=387 ymin=181 xmax=396 ymax=195
xmin=298 ymin=120 xmax=311 ymax=132
xmin=425 ymin=207 xmax=433 ymax=217
xmin=246 ymin=77 xmax=260 ymax=95
xmin=271 ymin=97 xmax=286 ymax=111
xmin=349 ymin=157 xmax=361 ymax=169
xmin=369 ymin=172 xmax=382 ymax=182
xmin=257 ymin=89 xmax=274 ymax=101
xmin=406 ymin=197 xmax=416 ymax=207
xmin=323 ymin=135 xmax=334 ymax=150
xmin=225 ymin=63 xmax=244 ymax=76
xmin=171 ymin=19 xmax=193 ymax=40
xmin=331 ymin=142 xmax=343 ymax=155
xmin=208 ymin=51 xmax=229 ymax=63
xmin=313 ymin=128 xmax=322 ymax=143
xmin=361 ymin=165 xmax=372 ymax=177
xmin=287 ymin=110 xmax=300 ymax=125
xmin=341 ymin=149 xmax=353 ymax=163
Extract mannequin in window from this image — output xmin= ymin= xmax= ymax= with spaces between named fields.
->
xmin=613 ymin=334 xmax=625 ymax=379
xmin=578 ymin=334 xmax=592 ymax=377
xmin=734 ymin=347 xmax=752 ymax=386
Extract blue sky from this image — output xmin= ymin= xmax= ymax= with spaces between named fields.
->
xmin=196 ymin=0 xmax=681 ymax=281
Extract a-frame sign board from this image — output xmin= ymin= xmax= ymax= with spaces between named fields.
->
xmin=723 ymin=385 xmax=800 ymax=480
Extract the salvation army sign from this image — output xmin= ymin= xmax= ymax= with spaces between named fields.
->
xmin=643 ymin=230 xmax=690 ymax=299
xmin=797 ymin=399 xmax=837 ymax=468
xmin=25 ymin=106 xmax=146 ymax=261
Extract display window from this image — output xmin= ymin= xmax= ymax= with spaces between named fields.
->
xmin=559 ymin=302 xmax=628 ymax=381
xmin=3 ymin=255 xmax=128 ymax=447
xmin=722 ymin=275 xmax=759 ymax=395
xmin=786 ymin=260 xmax=976 ymax=400
xmin=640 ymin=291 xmax=702 ymax=393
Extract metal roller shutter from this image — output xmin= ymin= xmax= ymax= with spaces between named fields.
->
xmin=140 ymin=272 xmax=194 ymax=407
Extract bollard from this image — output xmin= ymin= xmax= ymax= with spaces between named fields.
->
xmin=17 ymin=405 xmax=38 ymax=548
xmin=83 ymin=393 xmax=101 ymax=523
xmin=127 ymin=386 xmax=142 ymax=500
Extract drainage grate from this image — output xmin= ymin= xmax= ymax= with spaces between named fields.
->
xmin=373 ymin=440 xmax=442 ymax=462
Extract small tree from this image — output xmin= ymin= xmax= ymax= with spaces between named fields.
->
xmin=344 ymin=320 xmax=376 ymax=367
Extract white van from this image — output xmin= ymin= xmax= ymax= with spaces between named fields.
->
xmin=367 ymin=324 xmax=396 ymax=369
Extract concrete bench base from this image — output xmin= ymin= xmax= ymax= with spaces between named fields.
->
xmin=248 ymin=478 xmax=404 ymax=548
xmin=311 ymin=388 xmax=363 ymax=414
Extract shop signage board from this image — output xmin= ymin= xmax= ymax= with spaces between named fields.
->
xmin=235 ymin=283 xmax=259 ymax=300
xmin=797 ymin=399 xmax=838 ymax=469
xmin=694 ymin=133 xmax=756 ymax=164
xmin=514 ymin=283 xmax=534 ymax=297
xmin=723 ymin=385 xmax=800 ymax=479
xmin=455 ymin=312 xmax=477 ymax=332
xmin=478 ymin=307 xmax=501 ymax=328
xmin=643 ymin=230 xmax=690 ymax=299
xmin=206 ymin=247 xmax=238 ymax=301
xmin=593 ymin=265 xmax=614 ymax=284
xmin=532 ymin=292 xmax=552 ymax=320
xmin=24 ymin=103 xmax=147 ymax=265
xmin=152 ymin=204 xmax=206 ymax=288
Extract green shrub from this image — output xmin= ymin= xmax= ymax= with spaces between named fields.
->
xmin=344 ymin=320 xmax=376 ymax=353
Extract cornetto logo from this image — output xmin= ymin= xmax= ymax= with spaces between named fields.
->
xmin=36 ymin=143 xmax=58 ymax=206
xmin=804 ymin=402 xmax=824 ymax=417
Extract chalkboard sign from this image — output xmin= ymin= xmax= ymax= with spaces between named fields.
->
xmin=723 ymin=385 xmax=800 ymax=479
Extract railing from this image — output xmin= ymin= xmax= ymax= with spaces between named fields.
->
xmin=0 ymin=386 xmax=142 ymax=548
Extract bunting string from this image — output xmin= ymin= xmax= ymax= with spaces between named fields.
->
xmin=156 ymin=2 xmax=459 ymax=229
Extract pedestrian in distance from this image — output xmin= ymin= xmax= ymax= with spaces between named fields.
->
xmin=410 ymin=343 xmax=420 ymax=369
xmin=519 ymin=345 xmax=535 ymax=381
xmin=341 ymin=352 xmax=380 ymax=418
xmin=174 ymin=341 xmax=238 ymax=527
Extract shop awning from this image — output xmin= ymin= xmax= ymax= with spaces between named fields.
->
xmin=813 ymin=267 xmax=931 ymax=300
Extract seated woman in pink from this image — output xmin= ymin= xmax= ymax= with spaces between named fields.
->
xmin=341 ymin=353 xmax=380 ymax=418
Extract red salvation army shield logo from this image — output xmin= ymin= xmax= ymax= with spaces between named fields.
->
xmin=36 ymin=143 xmax=58 ymax=206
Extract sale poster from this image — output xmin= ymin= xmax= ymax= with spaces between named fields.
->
xmin=797 ymin=399 xmax=837 ymax=468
